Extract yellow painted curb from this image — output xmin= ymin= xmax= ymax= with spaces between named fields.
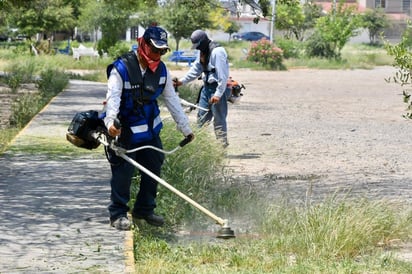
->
xmin=124 ymin=214 xmax=136 ymax=273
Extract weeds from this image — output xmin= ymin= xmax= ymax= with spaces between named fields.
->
xmin=133 ymin=189 xmax=412 ymax=273
xmin=9 ymin=93 xmax=43 ymax=128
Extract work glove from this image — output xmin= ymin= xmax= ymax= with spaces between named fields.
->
xmin=180 ymin=133 xmax=195 ymax=147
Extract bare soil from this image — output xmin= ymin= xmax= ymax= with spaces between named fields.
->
xmin=217 ymin=67 xmax=412 ymax=262
xmin=224 ymin=67 xmax=411 ymax=201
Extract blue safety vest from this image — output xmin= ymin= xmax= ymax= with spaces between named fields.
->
xmin=107 ymin=51 xmax=167 ymax=144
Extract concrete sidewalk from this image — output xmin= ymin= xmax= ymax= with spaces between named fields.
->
xmin=0 ymin=80 xmax=134 ymax=273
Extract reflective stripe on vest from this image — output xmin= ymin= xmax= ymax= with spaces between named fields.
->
xmin=130 ymin=113 xmax=162 ymax=134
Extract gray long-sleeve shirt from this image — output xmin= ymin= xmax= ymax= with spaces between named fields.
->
xmin=179 ymin=46 xmax=229 ymax=98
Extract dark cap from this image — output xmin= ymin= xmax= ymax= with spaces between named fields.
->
xmin=143 ymin=26 xmax=170 ymax=49
xmin=190 ymin=30 xmax=208 ymax=49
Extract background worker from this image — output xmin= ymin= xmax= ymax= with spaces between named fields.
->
xmin=174 ymin=29 xmax=230 ymax=147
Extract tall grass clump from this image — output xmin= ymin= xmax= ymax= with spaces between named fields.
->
xmin=132 ymin=192 xmax=412 ymax=273
xmin=4 ymin=59 xmax=36 ymax=92
xmin=9 ymin=67 xmax=69 ymax=128
xmin=36 ymin=67 xmax=69 ymax=98
xmin=260 ymin=196 xmax=412 ymax=261
xmin=9 ymin=93 xmax=43 ymax=128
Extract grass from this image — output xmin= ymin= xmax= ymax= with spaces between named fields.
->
xmin=132 ymin=192 xmax=412 ymax=273
xmin=0 ymin=40 xmax=395 ymax=75
xmin=5 ymin=134 xmax=104 ymax=159
xmin=0 ymin=127 xmax=20 ymax=154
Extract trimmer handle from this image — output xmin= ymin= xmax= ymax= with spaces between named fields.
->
xmin=172 ymin=77 xmax=178 ymax=93
xmin=113 ymin=118 xmax=122 ymax=129
xmin=179 ymin=134 xmax=194 ymax=147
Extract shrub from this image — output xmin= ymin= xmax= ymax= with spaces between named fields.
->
xmin=275 ymin=37 xmax=302 ymax=59
xmin=305 ymin=2 xmax=361 ymax=59
xmin=305 ymin=31 xmax=337 ymax=59
xmin=247 ymin=39 xmax=285 ymax=70
xmin=107 ymin=42 xmax=131 ymax=58
xmin=36 ymin=68 xmax=69 ymax=100
xmin=4 ymin=60 xmax=36 ymax=93
xmin=385 ymin=25 xmax=412 ymax=119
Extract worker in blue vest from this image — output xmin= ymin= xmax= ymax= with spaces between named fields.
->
xmin=174 ymin=29 xmax=230 ymax=148
xmin=104 ymin=26 xmax=194 ymax=231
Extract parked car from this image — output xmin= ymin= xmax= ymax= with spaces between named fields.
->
xmin=232 ymin=31 xmax=270 ymax=41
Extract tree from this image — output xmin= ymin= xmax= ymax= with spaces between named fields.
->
xmin=8 ymin=0 xmax=76 ymax=41
xmin=385 ymin=22 xmax=412 ymax=119
xmin=225 ymin=21 xmax=241 ymax=42
xmin=361 ymin=8 xmax=390 ymax=45
xmin=275 ymin=0 xmax=305 ymax=40
xmin=306 ymin=1 xmax=361 ymax=59
xmin=160 ymin=0 xmax=213 ymax=51
xmin=78 ymin=0 xmax=141 ymax=54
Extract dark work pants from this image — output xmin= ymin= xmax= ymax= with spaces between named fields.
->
xmin=108 ymin=136 xmax=164 ymax=222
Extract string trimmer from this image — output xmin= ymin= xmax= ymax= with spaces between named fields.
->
xmin=66 ymin=111 xmax=235 ymax=239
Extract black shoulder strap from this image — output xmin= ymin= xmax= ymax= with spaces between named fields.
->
xmin=121 ymin=51 xmax=143 ymax=86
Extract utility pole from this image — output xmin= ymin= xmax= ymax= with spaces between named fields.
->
xmin=270 ymin=0 xmax=276 ymax=43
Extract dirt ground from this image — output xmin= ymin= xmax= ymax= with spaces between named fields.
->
xmin=171 ymin=67 xmax=412 ymax=204
xmin=222 ymin=67 xmax=412 ymax=262
xmin=225 ymin=68 xmax=411 ymax=201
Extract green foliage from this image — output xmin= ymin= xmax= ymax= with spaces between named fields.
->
xmin=385 ymin=24 xmax=412 ymax=119
xmin=247 ymin=39 xmax=286 ymax=70
xmin=107 ymin=42 xmax=131 ymax=59
xmin=4 ymin=60 xmax=36 ymax=93
xmin=133 ymin=193 xmax=412 ymax=273
xmin=160 ymin=0 xmax=213 ymax=51
xmin=0 ymin=128 xmax=20 ymax=155
xmin=305 ymin=31 xmax=337 ymax=59
xmin=8 ymin=67 xmax=69 ymax=128
xmin=302 ymin=0 xmax=323 ymax=31
xmin=225 ymin=21 xmax=241 ymax=42
xmin=261 ymin=197 xmax=410 ymax=259
xmin=10 ymin=93 xmax=43 ymax=128
xmin=36 ymin=68 xmax=69 ymax=98
xmin=10 ymin=0 xmax=76 ymax=38
xmin=361 ymin=8 xmax=390 ymax=45
xmin=276 ymin=0 xmax=306 ymax=40
xmin=94 ymin=1 xmax=139 ymax=54
xmin=306 ymin=1 xmax=361 ymax=59
xmin=400 ymin=21 xmax=412 ymax=48
xmin=275 ymin=37 xmax=302 ymax=59
xmin=129 ymin=119 xmax=228 ymax=230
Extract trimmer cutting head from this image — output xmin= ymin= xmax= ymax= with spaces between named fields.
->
xmin=216 ymin=226 xmax=236 ymax=239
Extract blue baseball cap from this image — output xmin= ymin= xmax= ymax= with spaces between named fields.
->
xmin=143 ymin=26 xmax=170 ymax=50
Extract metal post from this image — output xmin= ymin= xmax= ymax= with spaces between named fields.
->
xmin=270 ymin=0 xmax=276 ymax=43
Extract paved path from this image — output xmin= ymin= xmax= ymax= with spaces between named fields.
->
xmin=0 ymin=80 xmax=134 ymax=273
